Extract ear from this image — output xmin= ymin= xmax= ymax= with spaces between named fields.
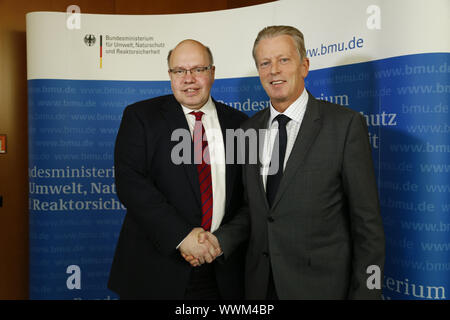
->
xmin=301 ymin=57 xmax=310 ymax=78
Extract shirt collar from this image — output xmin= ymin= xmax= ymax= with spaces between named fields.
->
xmin=269 ymin=88 xmax=308 ymax=125
xmin=181 ymin=95 xmax=215 ymax=116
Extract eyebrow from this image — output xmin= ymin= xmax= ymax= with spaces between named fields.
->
xmin=262 ymin=53 xmax=290 ymax=59
xmin=169 ymin=64 xmax=206 ymax=69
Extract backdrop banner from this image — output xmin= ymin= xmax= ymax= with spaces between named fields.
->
xmin=27 ymin=0 xmax=449 ymax=300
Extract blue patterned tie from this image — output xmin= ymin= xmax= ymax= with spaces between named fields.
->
xmin=266 ymin=114 xmax=291 ymax=207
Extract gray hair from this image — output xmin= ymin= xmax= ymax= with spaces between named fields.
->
xmin=252 ymin=25 xmax=306 ymax=65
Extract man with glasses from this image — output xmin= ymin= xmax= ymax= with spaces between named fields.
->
xmin=108 ymin=39 xmax=248 ymax=299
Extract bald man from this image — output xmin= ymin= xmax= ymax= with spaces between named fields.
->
xmin=108 ymin=40 xmax=248 ymax=299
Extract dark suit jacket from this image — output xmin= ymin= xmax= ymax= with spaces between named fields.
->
xmin=216 ymin=92 xmax=385 ymax=300
xmin=108 ymin=94 xmax=249 ymax=299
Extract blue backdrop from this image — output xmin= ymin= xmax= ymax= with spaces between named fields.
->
xmin=28 ymin=52 xmax=449 ymax=299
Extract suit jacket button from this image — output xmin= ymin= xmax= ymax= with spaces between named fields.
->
xmin=267 ymin=216 xmax=274 ymax=222
xmin=262 ymin=252 xmax=269 ymax=257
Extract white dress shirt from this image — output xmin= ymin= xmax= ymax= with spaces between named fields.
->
xmin=181 ymin=96 xmax=226 ymax=233
xmin=261 ymin=89 xmax=309 ymax=190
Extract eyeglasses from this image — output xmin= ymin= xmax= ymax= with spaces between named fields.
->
xmin=169 ymin=65 xmax=213 ymax=77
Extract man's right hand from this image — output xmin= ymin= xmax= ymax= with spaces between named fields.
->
xmin=179 ymin=228 xmax=222 ymax=266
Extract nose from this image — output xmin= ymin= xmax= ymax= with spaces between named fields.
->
xmin=270 ymin=61 xmax=280 ymax=75
xmin=183 ymin=71 xmax=195 ymax=83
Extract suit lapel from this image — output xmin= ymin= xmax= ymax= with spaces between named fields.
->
xmin=270 ymin=94 xmax=322 ymax=209
xmin=159 ymin=96 xmax=201 ymax=207
xmin=249 ymin=109 xmax=272 ymax=211
xmin=215 ymin=102 xmax=235 ymax=214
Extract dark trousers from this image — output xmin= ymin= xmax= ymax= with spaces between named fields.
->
xmin=266 ymin=265 xmax=279 ymax=300
xmin=184 ymin=263 xmax=221 ymax=300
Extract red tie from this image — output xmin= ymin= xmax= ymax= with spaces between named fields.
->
xmin=191 ymin=111 xmax=213 ymax=231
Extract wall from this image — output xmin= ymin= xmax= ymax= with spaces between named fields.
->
xmin=0 ymin=0 xmax=275 ymax=299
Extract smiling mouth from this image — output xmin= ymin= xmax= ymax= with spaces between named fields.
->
xmin=270 ymin=80 xmax=285 ymax=85
xmin=184 ymin=88 xmax=200 ymax=94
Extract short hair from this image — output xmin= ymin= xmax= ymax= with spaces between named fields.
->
xmin=252 ymin=25 xmax=306 ymax=64
xmin=167 ymin=41 xmax=214 ymax=67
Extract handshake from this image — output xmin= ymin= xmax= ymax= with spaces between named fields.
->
xmin=179 ymin=227 xmax=222 ymax=267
